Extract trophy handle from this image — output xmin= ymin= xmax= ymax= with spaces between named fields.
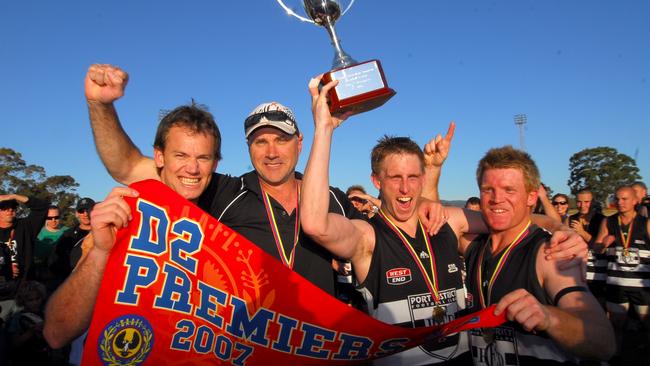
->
xmin=276 ymin=0 xmax=355 ymax=24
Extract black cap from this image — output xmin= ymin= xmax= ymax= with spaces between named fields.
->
xmin=0 ymin=199 xmax=18 ymax=210
xmin=76 ymin=197 xmax=96 ymax=211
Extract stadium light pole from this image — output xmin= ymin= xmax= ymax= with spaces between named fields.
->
xmin=513 ymin=114 xmax=527 ymax=151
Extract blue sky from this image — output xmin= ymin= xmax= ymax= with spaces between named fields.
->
xmin=1 ymin=1 xmax=649 ymax=202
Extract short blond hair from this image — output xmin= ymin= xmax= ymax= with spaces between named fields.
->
xmin=476 ymin=146 xmax=540 ymax=193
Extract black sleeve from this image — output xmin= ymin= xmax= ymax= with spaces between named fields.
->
xmin=197 ymin=172 xmax=244 ymax=218
xmin=588 ymin=213 xmax=605 ymax=239
xmin=328 ymin=186 xmax=365 ymax=220
xmin=25 ymin=196 xmax=49 ymax=237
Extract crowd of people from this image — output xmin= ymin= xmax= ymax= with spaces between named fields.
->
xmin=0 ymin=194 xmax=97 ymax=364
xmin=0 ymin=63 xmax=648 ymax=365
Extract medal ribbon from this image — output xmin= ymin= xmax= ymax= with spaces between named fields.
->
xmin=260 ymin=184 xmax=300 ymax=269
xmin=476 ymin=220 xmax=531 ymax=309
xmin=378 ymin=210 xmax=440 ymax=303
xmin=617 ymin=215 xmax=635 ymax=254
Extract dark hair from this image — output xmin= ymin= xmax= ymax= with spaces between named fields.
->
xmin=371 ymin=136 xmax=424 ymax=175
xmin=551 ymin=193 xmax=569 ymax=203
xmin=476 ymin=146 xmax=540 ymax=193
xmin=465 ymin=196 xmax=480 ymax=207
xmin=153 ymin=103 xmax=222 ymax=161
xmin=47 ymin=205 xmax=60 ymax=211
xmin=346 ymin=185 xmax=366 ymax=196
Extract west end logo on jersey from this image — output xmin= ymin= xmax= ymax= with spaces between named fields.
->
xmin=98 ymin=315 xmax=153 ymax=366
xmin=386 ymin=268 xmax=412 ymax=285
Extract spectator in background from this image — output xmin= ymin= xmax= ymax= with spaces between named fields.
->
xmin=570 ymin=188 xmax=607 ymax=307
xmin=4 ymin=281 xmax=50 ymax=365
xmin=595 ymin=185 xmax=650 ymax=362
xmin=551 ymin=193 xmax=570 ymax=225
xmin=464 ymin=196 xmax=480 ymax=211
xmin=34 ymin=205 xmax=67 ymax=287
xmin=0 ymin=194 xmax=48 ymax=283
xmin=570 ymin=189 xmax=605 ymax=243
xmin=632 ymin=181 xmax=649 ymax=217
xmin=49 ymin=198 xmax=94 ymax=285
xmin=346 ymin=185 xmax=380 ymax=218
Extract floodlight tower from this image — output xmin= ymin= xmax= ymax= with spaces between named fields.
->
xmin=513 ymin=114 xmax=527 ymax=151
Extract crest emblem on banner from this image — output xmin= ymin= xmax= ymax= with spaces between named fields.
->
xmin=98 ymin=315 xmax=154 ymax=366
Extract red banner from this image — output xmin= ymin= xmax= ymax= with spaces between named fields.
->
xmin=82 ymin=180 xmax=504 ymax=365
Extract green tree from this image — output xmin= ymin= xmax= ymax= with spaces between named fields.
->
xmin=0 ymin=147 xmax=80 ymax=226
xmin=568 ymin=146 xmax=641 ymax=205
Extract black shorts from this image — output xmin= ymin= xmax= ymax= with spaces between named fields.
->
xmin=606 ymin=285 xmax=650 ymax=305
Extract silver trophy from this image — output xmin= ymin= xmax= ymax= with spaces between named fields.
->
xmin=277 ymin=0 xmax=395 ymax=116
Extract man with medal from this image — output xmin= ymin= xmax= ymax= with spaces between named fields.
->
xmin=301 ymin=77 xmax=591 ymax=365
xmin=595 ymin=185 xmax=650 ymax=360
xmin=460 ymin=147 xmax=614 ymax=365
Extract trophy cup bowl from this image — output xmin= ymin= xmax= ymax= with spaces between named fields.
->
xmin=277 ymin=0 xmax=396 ymax=116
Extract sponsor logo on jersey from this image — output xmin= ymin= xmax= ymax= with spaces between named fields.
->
xmin=386 ymin=267 xmax=412 ymax=285
xmin=98 ymin=314 xmax=154 ymax=366
xmin=447 ymin=263 xmax=458 ymax=273
xmin=407 ymin=290 xmax=460 ymax=360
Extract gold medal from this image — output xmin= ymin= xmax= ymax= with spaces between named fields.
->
xmin=618 ymin=215 xmax=635 ymax=263
xmin=482 ymin=327 xmax=495 ymax=344
xmin=432 ymin=305 xmax=445 ymax=322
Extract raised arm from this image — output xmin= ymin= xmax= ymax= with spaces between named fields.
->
xmin=422 ymin=122 xmax=455 ymax=202
xmin=86 ymin=64 xmax=158 ymax=184
xmin=44 ymin=187 xmax=138 ymax=349
xmin=300 ymin=76 xmax=374 ymax=282
xmin=537 ymin=184 xmax=562 ymax=222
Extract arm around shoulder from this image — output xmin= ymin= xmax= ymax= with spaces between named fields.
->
xmin=537 ymin=245 xmax=615 ymax=360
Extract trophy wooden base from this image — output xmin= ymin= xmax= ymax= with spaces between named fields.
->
xmin=322 ymin=59 xmax=396 ymax=116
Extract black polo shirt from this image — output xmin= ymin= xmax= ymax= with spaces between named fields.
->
xmin=198 ymin=171 xmax=361 ymax=296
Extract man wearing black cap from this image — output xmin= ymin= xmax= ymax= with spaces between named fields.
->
xmin=49 ymin=197 xmax=95 ymax=283
xmin=82 ymin=64 xmax=361 ymax=297
xmin=0 ymin=194 xmax=48 ymax=283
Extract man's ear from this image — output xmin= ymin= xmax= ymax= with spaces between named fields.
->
xmin=295 ymin=133 xmax=304 ymax=155
xmin=153 ymin=148 xmax=164 ymax=169
xmin=527 ymin=190 xmax=539 ymax=208
xmin=371 ymin=174 xmax=381 ymax=191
